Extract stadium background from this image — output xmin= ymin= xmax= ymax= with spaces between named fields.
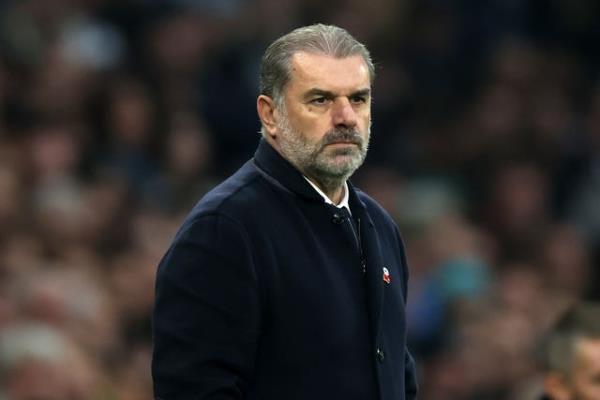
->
xmin=0 ymin=0 xmax=598 ymax=398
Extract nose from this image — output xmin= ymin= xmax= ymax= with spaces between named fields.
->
xmin=331 ymin=97 xmax=358 ymax=128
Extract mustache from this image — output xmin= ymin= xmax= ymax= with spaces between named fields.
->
xmin=321 ymin=128 xmax=364 ymax=146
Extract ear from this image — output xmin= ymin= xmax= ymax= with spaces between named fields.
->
xmin=257 ymin=95 xmax=279 ymax=139
xmin=544 ymin=372 xmax=572 ymax=400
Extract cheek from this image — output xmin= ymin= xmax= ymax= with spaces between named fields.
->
xmin=300 ymin=121 xmax=330 ymax=143
xmin=358 ymin=111 xmax=371 ymax=130
xmin=290 ymin=111 xmax=328 ymax=138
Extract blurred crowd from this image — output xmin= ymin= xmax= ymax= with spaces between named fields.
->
xmin=0 ymin=0 xmax=598 ymax=399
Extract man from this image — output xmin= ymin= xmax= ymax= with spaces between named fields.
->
xmin=542 ymin=303 xmax=600 ymax=400
xmin=152 ymin=24 xmax=418 ymax=400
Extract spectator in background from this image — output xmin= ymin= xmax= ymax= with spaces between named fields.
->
xmin=542 ymin=303 xmax=600 ymax=400
xmin=0 ymin=322 xmax=105 ymax=399
xmin=100 ymin=77 xmax=161 ymax=190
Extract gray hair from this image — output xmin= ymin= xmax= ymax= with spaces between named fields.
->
xmin=544 ymin=302 xmax=600 ymax=375
xmin=259 ymin=24 xmax=375 ymax=106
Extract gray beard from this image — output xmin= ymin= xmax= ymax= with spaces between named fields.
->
xmin=276 ymin=111 xmax=370 ymax=194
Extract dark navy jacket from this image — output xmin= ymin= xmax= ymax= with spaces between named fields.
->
xmin=152 ymin=139 xmax=418 ymax=399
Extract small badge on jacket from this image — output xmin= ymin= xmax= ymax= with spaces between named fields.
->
xmin=382 ymin=267 xmax=391 ymax=284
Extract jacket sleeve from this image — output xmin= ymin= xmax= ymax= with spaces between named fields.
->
xmin=395 ymin=224 xmax=419 ymax=399
xmin=404 ymin=349 xmax=418 ymax=399
xmin=152 ymin=213 xmax=261 ymax=399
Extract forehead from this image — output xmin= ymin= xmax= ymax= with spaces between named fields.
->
xmin=287 ymin=52 xmax=371 ymax=93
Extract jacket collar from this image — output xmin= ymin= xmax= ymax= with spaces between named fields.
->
xmin=253 ymin=139 xmax=367 ymax=212
xmin=253 ymin=139 xmax=322 ymax=202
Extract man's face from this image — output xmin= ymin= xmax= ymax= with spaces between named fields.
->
xmin=275 ymin=52 xmax=371 ymax=182
xmin=568 ymin=338 xmax=600 ymax=400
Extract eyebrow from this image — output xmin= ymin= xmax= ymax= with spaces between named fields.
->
xmin=303 ymin=88 xmax=371 ymax=100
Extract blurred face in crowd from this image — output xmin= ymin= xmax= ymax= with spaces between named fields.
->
xmin=546 ymin=337 xmax=600 ymax=400
xmin=260 ymin=52 xmax=371 ymax=184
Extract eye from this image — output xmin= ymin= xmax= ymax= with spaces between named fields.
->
xmin=310 ymin=97 xmax=329 ymax=105
xmin=350 ymin=95 xmax=368 ymax=104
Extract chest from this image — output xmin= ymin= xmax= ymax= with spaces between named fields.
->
xmin=246 ymin=198 xmax=406 ymax=336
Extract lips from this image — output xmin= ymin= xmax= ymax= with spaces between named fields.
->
xmin=327 ymin=141 xmax=358 ymax=145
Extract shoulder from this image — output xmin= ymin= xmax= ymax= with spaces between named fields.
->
xmin=165 ymin=161 xmax=267 ymax=257
xmin=185 ymin=160 xmax=268 ymax=223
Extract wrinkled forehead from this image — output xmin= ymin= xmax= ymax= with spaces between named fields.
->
xmin=287 ymin=52 xmax=371 ymax=93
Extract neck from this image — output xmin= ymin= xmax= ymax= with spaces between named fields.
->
xmin=265 ymin=137 xmax=348 ymax=204
xmin=305 ymin=175 xmax=345 ymax=205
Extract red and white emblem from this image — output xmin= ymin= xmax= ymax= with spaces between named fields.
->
xmin=382 ymin=267 xmax=391 ymax=284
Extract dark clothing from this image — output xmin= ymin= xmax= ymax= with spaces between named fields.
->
xmin=152 ymin=140 xmax=418 ymax=399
